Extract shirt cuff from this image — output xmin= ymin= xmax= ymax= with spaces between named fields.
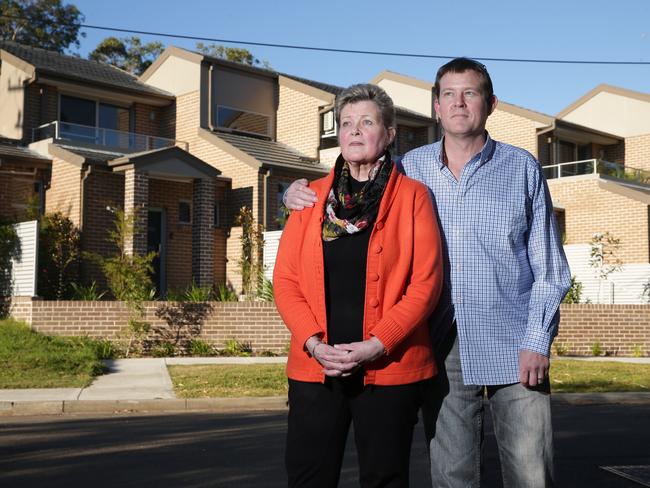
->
xmin=520 ymin=328 xmax=553 ymax=357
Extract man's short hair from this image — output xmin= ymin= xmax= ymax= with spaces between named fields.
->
xmin=434 ymin=57 xmax=494 ymax=107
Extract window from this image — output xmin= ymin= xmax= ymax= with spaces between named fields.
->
xmin=215 ymin=105 xmax=270 ymax=137
xmin=59 ymin=95 xmax=132 ymax=146
xmin=178 ymin=200 xmax=191 ymax=224
xmin=60 ymin=95 xmax=96 ymax=143
xmin=277 ymin=182 xmax=290 ymax=230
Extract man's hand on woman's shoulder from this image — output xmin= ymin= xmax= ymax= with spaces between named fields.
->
xmin=284 ymin=179 xmax=318 ymax=210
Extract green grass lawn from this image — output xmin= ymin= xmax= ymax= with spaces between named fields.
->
xmin=168 ymin=364 xmax=288 ymax=398
xmin=551 ymin=359 xmax=650 ymax=393
xmin=168 ymin=359 xmax=650 ymax=398
xmin=0 ymin=318 xmax=107 ymax=388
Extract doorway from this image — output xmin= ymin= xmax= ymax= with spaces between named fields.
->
xmin=147 ymin=208 xmax=166 ymax=296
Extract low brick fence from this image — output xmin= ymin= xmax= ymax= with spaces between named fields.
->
xmin=8 ymin=299 xmax=650 ymax=357
xmin=555 ymin=304 xmax=650 ymax=356
xmin=9 ymin=297 xmax=290 ymax=354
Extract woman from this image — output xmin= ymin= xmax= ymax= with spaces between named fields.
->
xmin=274 ymin=83 xmax=443 ymax=488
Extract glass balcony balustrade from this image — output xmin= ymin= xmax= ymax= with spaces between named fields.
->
xmin=32 ymin=121 xmax=188 ymax=153
xmin=542 ymin=159 xmax=650 ymax=185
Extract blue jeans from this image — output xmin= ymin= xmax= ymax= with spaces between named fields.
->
xmin=423 ymin=331 xmax=554 ymax=487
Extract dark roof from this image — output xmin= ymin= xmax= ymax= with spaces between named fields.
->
xmin=216 ymin=132 xmax=329 ymax=174
xmin=0 ymin=41 xmax=173 ymax=99
xmin=395 ymin=106 xmax=434 ymax=122
xmin=282 ymin=73 xmax=344 ymax=95
xmin=55 ymin=145 xmax=124 ymax=165
xmin=0 ymin=138 xmax=50 ymax=162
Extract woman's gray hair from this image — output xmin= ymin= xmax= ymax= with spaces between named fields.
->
xmin=334 ymin=83 xmax=396 ymax=129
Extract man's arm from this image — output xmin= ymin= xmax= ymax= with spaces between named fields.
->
xmin=283 ymin=179 xmax=318 ymax=210
xmin=519 ymin=162 xmax=572 ymax=387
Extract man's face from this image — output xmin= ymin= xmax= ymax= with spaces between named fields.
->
xmin=434 ymin=70 xmax=496 ymax=139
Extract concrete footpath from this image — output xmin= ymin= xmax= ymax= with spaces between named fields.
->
xmin=1 ymin=356 xmax=649 ymax=416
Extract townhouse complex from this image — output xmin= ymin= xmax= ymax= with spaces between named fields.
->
xmin=2 ymin=41 xmax=649 ymax=302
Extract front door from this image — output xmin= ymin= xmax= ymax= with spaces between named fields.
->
xmin=147 ymin=209 xmax=166 ymax=297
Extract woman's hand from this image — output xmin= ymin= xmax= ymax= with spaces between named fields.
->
xmin=305 ymin=336 xmax=359 ymax=377
xmin=334 ymin=337 xmax=386 ymax=375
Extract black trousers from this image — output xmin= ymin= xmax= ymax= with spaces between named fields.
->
xmin=285 ymin=374 xmax=425 ymax=488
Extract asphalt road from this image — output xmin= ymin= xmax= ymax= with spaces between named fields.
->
xmin=1 ymin=402 xmax=648 ymax=487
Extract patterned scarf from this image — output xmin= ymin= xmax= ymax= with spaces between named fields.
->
xmin=322 ymin=152 xmax=393 ymax=241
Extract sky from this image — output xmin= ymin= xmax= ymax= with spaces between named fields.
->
xmin=70 ymin=0 xmax=650 ymax=116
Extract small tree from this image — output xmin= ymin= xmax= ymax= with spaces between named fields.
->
xmin=38 ymin=212 xmax=80 ymax=300
xmin=87 ymin=209 xmax=157 ymax=356
xmin=0 ymin=218 xmax=20 ymax=317
xmin=234 ymin=206 xmax=264 ymax=297
xmin=589 ymin=232 xmax=623 ymax=303
xmin=89 ymin=36 xmax=164 ymax=75
xmin=562 ymin=276 xmax=583 ymax=304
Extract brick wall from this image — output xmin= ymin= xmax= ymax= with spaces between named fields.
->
xmin=45 ymin=158 xmax=82 ymax=226
xmin=0 ymin=161 xmax=46 ymax=220
xmin=486 ymin=108 xmax=539 ymax=156
xmin=10 ymin=300 xmax=650 ymax=357
xmin=22 ymin=83 xmax=58 ymax=143
xmin=556 ymin=304 xmax=650 ymax=356
xmin=276 ymin=84 xmax=324 ymax=158
xmin=625 ymin=133 xmax=650 ymax=172
xmin=547 ymin=176 xmax=649 ymax=263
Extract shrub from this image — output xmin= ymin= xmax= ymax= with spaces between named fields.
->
xmin=562 ymin=276 xmax=583 ymax=304
xmin=631 ymin=344 xmax=645 ymax=358
xmin=591 ymin=340 xmax=603 ymax=357
xmin=188 ymin=339 xmax=215 ymax=357
xmin=220 ymin=338 xmax=252 ymax=357
xmin=38 ymin=212 xmax=81 ymax=300
xmin=71 ymin=281 xmax=107 ymax=301
xmin=257 ymin=277 xmax=274 ymax=302
xmin=0 ymin=219 xmax=20 ymax=317
xmin=151 ymin=342 xmax=176 ymax=358
xmin=214 ymin=283 xmax=238 ymax=302
xmin=553 ymin=342 xmax=569 ymax=356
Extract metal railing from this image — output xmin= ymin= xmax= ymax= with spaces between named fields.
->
xmin=32 ymin=121 xmax=188 ymax=153
xmin=543 ymin=159 xmax=650 ymax=185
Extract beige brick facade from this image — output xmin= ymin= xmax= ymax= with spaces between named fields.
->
xmin=547 ymin=176 xmax=649 ymax=263
xmin=486 ymin=108 xmax=540 ymax=156
xmin=624 ymin=133 xmax=650 ymax=172
xmin=45 ymin=158 xmax=82 ymax=226
xmin=277 ymin=83 xmax=327 ymax=159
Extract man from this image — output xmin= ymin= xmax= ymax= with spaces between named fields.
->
xmin=284 ymin=58 xmax=570 ymax=487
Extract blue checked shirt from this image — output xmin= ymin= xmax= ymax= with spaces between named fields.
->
xmin=401 ymin=135 xmax=570 ymax=385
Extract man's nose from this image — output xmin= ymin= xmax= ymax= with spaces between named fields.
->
xmin=453 ymin=94 xmax=466 ymax=107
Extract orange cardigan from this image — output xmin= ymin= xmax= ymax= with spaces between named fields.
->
xmin=273 ymin=165 xmax=443 ymax=386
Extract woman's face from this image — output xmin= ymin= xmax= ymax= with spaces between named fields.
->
xmin=339 ymin=101 xmax=395 ymax=165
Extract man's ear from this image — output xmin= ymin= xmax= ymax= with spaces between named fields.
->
xmin=488 ymin=95 xmax=498 ymax=116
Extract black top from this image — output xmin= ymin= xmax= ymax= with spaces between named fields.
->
xmin=323 ymin=177 xmax=373 ymax=345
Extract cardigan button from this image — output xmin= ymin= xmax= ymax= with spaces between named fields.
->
xmin=373 ymin=245 xmax=383 ymax=254
xmin=376 ymin=221 xmax=384 ymax=230
xmin=369 ymin=297 xmax=379 ymax=307
xmin=369 ymin=273 xmax=379 ymax=281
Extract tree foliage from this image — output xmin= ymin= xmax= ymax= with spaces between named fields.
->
xmin=0 ymin=218 xmax=20 ymax=317
xmin=0 ymin=0 xmax=85 ymax=53
xmin=88 ymin=36 xmax=164 ymax=75
xmin=195 ymin=42 xmax=271 ymax=68
xmin=38 ymin=212 xmax=80 ymax=300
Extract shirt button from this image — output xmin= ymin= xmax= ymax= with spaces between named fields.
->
xmin=374 ymin=245 xmax=383 ymax=254
xmin=376 ymin=221 xmax=384 ymax=230
xmin=369 ymin=273 xmax=379 ymax=282
xmin=369 ymin=297 xmax=379 ymax=307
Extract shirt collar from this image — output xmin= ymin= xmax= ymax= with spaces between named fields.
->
xmin=434 ymin=132 xmax=496 ymax=169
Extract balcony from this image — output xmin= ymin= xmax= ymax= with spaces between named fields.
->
xmin=32 ymin=121 xmax=188 ymax=153
xmin=543 ymin=159 xmax=650 ymax=185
